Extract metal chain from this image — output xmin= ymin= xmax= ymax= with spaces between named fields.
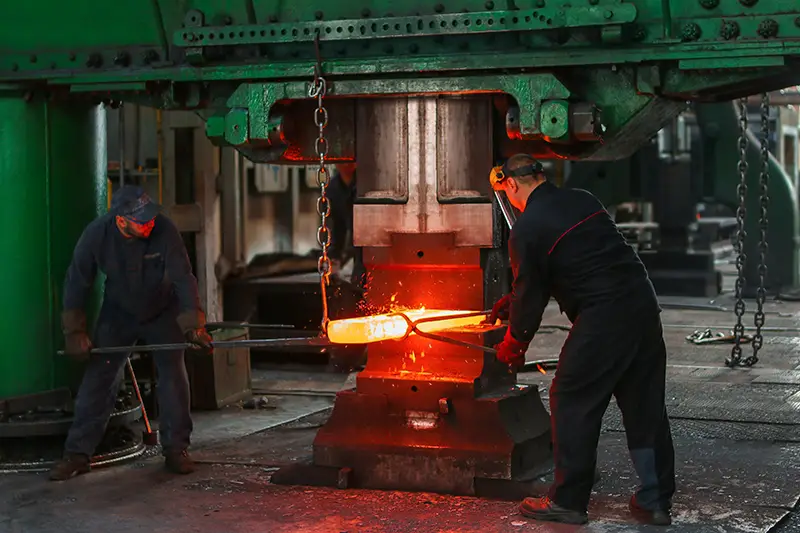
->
xmin=727 ymin=97 xmax=749 ymax=367
xmin=749 ymin=93 xmax=771 ymax=365
xmin=727 ymin=95 xmax=771 ymax=368
xmin=310 ymin=38 xmax=332 ymax=333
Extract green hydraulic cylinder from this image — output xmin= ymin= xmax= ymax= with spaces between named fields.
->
xmin=0 ymin=93 xmax=107 ymax=399
xmin=696 ymin=102 xmax=800 ymax=294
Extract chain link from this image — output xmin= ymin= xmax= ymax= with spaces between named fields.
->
xmin=727 ymin=95 xmax=771 ymax=368
xmin=310 ymin=60 xmax=332 ymax=333
xmin=749 ymin=93 xmax=771 ymax=365
xmin=727 ymin=98 xmax=749 ymax=367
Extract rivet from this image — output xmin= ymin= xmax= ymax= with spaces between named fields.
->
xmin=29 ymin=54 xmax=37 ymax=63
xmin=434 ymin=4 xmax=444 ymax=13
xmin=314 ymin=10 xmax=323 ymax=20
xmin=361 ymin=8 xmax=371 ymax=17
xmin=485 ymin=1 xmax=494 ymax=9
xmin=681 ymin=22 xmax=702 ymax=41
xmin=699 ymin=0 xmax=719 ymax=8
xmin=757 ymin=19 xmax=778 ymax=38
xmin=720 ymin=20 xmax=740 ymax=40
xmin=604 ymin=10 xmax=613 ymax=19
xmin=268 ymin=14 xmax=278 ymax=22
xmin=739 ymin=0 xmax=757 ymax=5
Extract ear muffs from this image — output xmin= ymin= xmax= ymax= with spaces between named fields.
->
xmin=488 ymin=161 xmax=545 ymax=190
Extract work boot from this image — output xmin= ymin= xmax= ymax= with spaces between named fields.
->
xmin=629 ymin=495 xmax=672 ymax=526
xmin=164 ymin=449 xmax=195 ymax=475
xmin=49 ymin=453 xmax=90 ymax=481
xmin=519 ymin=496 xmax=589 ymax=525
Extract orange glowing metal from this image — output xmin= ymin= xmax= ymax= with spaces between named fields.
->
xmin=326 ymin=309 xmax=485 ymax=345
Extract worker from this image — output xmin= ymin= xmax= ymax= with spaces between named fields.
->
xmin=488 ymin=154 xmax=675 ymax=526
xmin=325 ymin=162 xmax=368 ymax=372
xmin=50 ymin=185 xmax=213 ymax=481
xmin=326 ymin=162 xmax=364 ymax=285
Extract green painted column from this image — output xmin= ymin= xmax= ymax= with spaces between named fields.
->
xmin=0 ymin=93 xmax=107 ymax=399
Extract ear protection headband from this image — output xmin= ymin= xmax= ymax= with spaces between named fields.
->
xmin=489 ymin=160 xmax=544 ymax=190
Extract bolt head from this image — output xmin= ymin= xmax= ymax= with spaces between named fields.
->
xmin=699 ymin=0 xmax=719 ymax=7
xmin=757 ymin=18 xmax=779 ymax=38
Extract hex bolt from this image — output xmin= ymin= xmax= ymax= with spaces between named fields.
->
xmin=720 ymin=20 xmax=740 ymax=40
xmin=681 ymin=22 xmax=702 ymax=41
xmin=142 ymin=50 xmax=159 ymax=64
xmin=114 ymin=52 xmax=131 ymax=67
xmin=739 ymin=0 xmax=757 ymax=5
xmin=434 ymin=4 xmax=444 ymax=13
xmin=223 ymin=15 xmax=233 ymax=25
xmin=699 ymin=0 xmax=719 ymax=8
xmin=86 ymin=53 xmax=103 ymax=68
xmin=485 ymin=1 xmax=495 ymax=9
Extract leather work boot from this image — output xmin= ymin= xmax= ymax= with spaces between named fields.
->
xmin=164 ymin=449 xmax=196 ymax=475
xmin=49 ymin=453 xmax=91 ymax=481
xmin=630 ymin=495 xmax=672 ymax=526
xmin=519 ymin=496 xmax=589 ymax=525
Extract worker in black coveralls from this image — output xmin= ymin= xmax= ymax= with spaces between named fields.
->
xmin=325 ymin=162 xmax=368 ymax=372
xmin=50 ymin=185 xmax=213 ymax=481
xmin=488 ymin=154 xmax=676 ymax=526
xmin=326 ymin=162 xmax=365 ymax=287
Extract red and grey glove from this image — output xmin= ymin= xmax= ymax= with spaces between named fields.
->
xmin=177 ymin=310 xmax=214 ymax=354
xmin=487 ymin=294 xmax=511 ymax=324
xmin=62 ymin=310 xmax=94 ymax=361
xmin=494 ymin=328 xmax=529 ymax=369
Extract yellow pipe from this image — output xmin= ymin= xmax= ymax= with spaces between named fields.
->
xmin=156 ymin=109 xmax=164 ymax=203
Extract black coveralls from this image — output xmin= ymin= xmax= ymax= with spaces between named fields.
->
xmin=507 ymin=181 xmax=675 ymax=513
xmin=62 ymin=213 xmax=202 ymax=456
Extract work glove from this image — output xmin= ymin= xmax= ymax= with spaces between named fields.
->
xmin=61 ymin=310 xmax=93 ymax=361
xmin=494 ymin=328 xmax=529 ymax=369
xmin=487 ymin=294 xmax=512 ymax=324
xmin=185 ymin=328 xmax=214 ymax=353
xmin=177 ymin=310 xmax=213 ymax=354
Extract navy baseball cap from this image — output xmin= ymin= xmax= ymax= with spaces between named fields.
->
xmin=111 ymin=185 xmax=161 ymax=223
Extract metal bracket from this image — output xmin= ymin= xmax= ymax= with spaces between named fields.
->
xmin=173 ymin=6 xmax=637 ymax=48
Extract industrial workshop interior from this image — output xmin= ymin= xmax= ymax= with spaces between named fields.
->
xmin=1 ymin=1 xmax=800 ymax=532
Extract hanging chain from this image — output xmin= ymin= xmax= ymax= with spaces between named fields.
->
xmin=727 ymin=98 xmax=749 ymax=368
xmin=310 ymin=36 xmax=332 ymax=333
xmin=727 ymin=95 xmax=771 ymax=368
xmin=749 ymin=93 xmax=771 ymax=365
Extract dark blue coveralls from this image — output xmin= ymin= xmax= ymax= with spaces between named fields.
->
xmin=62 ymin=207 xmax=203 ymax=457
xmin=507 ymin=181 xmax=676 ymax=513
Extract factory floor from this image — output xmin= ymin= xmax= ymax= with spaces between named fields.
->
xmin=3 ymin=274 xmax=800 ymax=532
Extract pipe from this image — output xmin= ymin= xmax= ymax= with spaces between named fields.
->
xmin=156 ymin=109 xmax=163 ymax=203
xmin=494 ymin=190 xmax=517 ymax=229
xmin=118 ymin=104 xmax=125 ymax=187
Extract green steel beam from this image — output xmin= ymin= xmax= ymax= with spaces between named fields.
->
xmin=0 ymin=95 xmax=106 ymax=399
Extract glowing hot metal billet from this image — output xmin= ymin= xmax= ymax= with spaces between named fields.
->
xmin=326 ymin=309 xmax=488 ymax=345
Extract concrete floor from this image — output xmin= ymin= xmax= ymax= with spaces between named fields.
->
xmin=2 ymin=271 xmax=800 ymax=533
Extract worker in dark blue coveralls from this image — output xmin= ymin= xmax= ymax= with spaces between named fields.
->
xmin=488 ymin=154 xmax=676 ymax=526
xmin=50 ymin=185 xmax=213 ymax=481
